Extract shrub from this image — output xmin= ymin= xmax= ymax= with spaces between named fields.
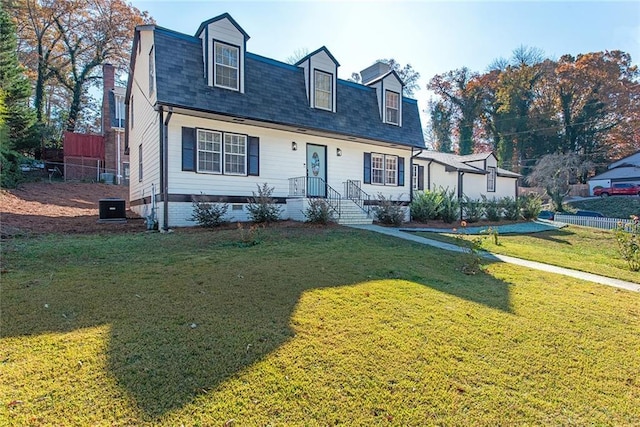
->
xmin=520 ymin=193 xmax=542 ymax=220
xmin=483 ymin=196 xmax=502 ymax=222
xmin=410 ymin=190 xmax=443 ymax=222
xmin=373 ymin=193 xmax=404 ymax=226
xmin=304 ymin=199 xmax=335 ymax=224
xmin=246 ymin=183 xmax=282 ymax=223
xmin=0 ymin=147 xmax=25 ymax=188
xmin=439 ymin=187 xmax=460 ymax=224
xmin=236 ymin=222 xmax=262 ymax=247
xmin=614 ymin=216 xmax=639 ymax=272
xmin=189 ymin=199 xmax=229 ymax=227
xmin=462 ymin=195 xmax=484 ymax=223
xmin=501 ymin=197 xmax=520 ymax=221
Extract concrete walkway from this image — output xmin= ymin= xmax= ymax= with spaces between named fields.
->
xmin=349 ymin=224 xmax=640 ymax=293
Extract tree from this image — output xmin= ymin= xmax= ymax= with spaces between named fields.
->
xmin=0 ymin=3 xmax=37 ymax=153
xmin=351 ymin=59 xmax=421 ymax=97
xmin=51 ymin=0 xmax=151 ymax=131
xmin=526 ymin=152 xmax=592 ymax=211
xmin=428 ymin=99 xmax=453 ymax=152
xmin=285 ymin=47 xmax=309 ymax=65
xmin=428 ymin=68 xmax=485 ymax=155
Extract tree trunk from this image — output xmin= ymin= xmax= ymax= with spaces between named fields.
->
xmin=65 ymin=81 xmax=83 ymax=132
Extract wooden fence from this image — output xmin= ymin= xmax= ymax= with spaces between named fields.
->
xmin=554 ymin=214 xmax=630 ymax=231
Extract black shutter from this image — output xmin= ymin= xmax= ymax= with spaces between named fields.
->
xmin=398 ymin=157 xmax=405 ymax=186
xmin=418 ymin=165 xmax=424 ymax=190
xmin=182 ymin=127 xmax=196 ymax=171
xmin=248 ymin=136 xmax=259 ymax=176
xmin=363 ymin=152 xmax=371 ymax=184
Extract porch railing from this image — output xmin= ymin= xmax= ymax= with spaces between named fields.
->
xmin=288 ymin=176 xmax=342 ymax=216
xmin=344 ymin=179 xmax=370 ymax=215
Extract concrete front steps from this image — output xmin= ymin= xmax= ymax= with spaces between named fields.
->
xmin=337 ymin=199 xmax=372 ymax=225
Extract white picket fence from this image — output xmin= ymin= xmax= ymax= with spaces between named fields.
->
xmin=554 ymin=214 xmax=630 ymax=231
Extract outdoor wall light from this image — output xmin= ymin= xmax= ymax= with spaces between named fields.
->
xmin=336 ymin=148 xmax=343 ymax=156
xmin=292 ymin=141 xmax=297 ymax=151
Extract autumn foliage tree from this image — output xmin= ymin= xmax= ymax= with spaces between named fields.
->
xmin=11 ymin=0 xmax=152 ymax=135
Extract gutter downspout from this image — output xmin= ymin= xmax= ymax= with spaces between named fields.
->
xmin=162 ymin=106 xmax=173 ymax=231
xmin=409 ymin=147 xmax=423 ymax=222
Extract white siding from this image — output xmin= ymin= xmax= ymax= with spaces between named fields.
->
xmin=370 ymin=81 xmax=383 ymax=119
xmin=426 ymin=162 xmax=458 ymax=193
xmin=495 ymin=176 xmax=517 ymax=199
xmin=129 ymin=28 xmax=161 ymax=221
xmin=161 ymin=114 xmax=412 ymax=227
xmin=462 ymin=173 xmax=488 ymax=200
xmin=206 ymin=18 xmax=245 ymax=92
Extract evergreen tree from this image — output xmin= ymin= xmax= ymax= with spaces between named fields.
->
xmin=0 ymin=4 xmax=37 ymax=153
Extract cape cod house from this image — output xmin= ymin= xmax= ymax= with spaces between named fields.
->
xmin=125 ymin=13 xmax=424 ymax=229
xmin=412 ymin=151 xmax=521 ymax=200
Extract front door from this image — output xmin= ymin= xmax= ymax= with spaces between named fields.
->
xmin=306 ymin=144 xmax=327 ymax=197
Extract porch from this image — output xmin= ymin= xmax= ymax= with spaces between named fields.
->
xmin=287 ymin=176 xmax=373 ymax=225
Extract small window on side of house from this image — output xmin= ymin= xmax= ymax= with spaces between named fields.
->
xmin=487 ymin=166 xmax=496 ymax=192
xmin=138 ymin=144 xmax=143 ymax=182
xmin=149 ymin=46 xmax=155 ymax=95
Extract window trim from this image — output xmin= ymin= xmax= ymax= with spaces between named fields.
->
xmin=487 ymin=166 xmax=496 ymax=192
xmin=114 ymin=94 xmax=125 ymax=128
xmin=385 ymin=90 xmax=400 ymax=125
xmin=370 ymin=152 xmax=398 ymax=186
xmin=314 ymin=69 xmax=333 ymax=111
xmin=223 ymin=132 xmax=247 ymax=176
xmin=196 ymin=129 xmax=223 ymax=174
xmin=196 ymin=128 xmax=248 ymax=176
xmin=412 ymin=164 xmax=419 ymax=190
xmin=213 ymin=40 xmax=240 ymax=91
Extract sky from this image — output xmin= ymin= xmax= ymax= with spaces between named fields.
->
xmin=129 ymin=0 xmax=640 ymax=121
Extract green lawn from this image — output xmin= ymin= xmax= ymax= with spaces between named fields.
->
xmin=1 ymin=226 xmax=639 ymax=425
xmin=414 ymin=224 xmax=640 ymax=284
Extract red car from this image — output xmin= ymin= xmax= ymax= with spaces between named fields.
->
xmin=594 ymin=183 xmax=640 ymax=197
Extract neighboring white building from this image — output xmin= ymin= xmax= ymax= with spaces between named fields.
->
xmin=412 ymin=151 xmax=521 ymax=200
xmin=588 ymin=151 xmax=640 ymax=195
xmin=125 ymin=13 xmax=425 ymax=229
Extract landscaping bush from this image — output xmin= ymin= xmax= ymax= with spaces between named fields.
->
xmin=373 ymin=193 xmax=404 ymax=226
xmin=462 ymin=195 xmax=484 ymax=223
xmin=520 ymin=193 xmax=543 ymax=220
xmin=410 ymin=190 xmax=443 ymax=222
xmin=246 ymin=183 xmax=282 ymax=223
xmin=189 ymin=199 xmax=229 ymax=227
xmin=0 ymin=147 xmax=25 ymax=188
xmin=615 ymin=216 xmax=640 ymax=271
xmin=501 ymin=197 xmax=520 ymax=221
xmin=439 ymin=188 xmax=460 ymax=224
xmin=304 ymin=199 xmax=335 ymax=224
xmin=483 ymin=196 xmax=502 ymax=221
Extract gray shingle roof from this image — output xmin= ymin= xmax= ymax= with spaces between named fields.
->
xmin=153 ymin=27 xmax=424 ymax=148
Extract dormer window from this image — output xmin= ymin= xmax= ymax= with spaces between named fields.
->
xmin=385 ymin=90 xmax=399 ymax=125
xmin=314 ymin=70 xmax=332 ymax=110
xmin=215 ymin=41 xmax=239 ymax=90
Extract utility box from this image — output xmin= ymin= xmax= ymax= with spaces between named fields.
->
xmin=98 ymin=198 xmax=126 ymax=222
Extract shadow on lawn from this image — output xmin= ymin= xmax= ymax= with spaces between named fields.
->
xmin=521 ymin=229 xmax=574 ymax=245
xmin=0 ymin=228 xmax=512 ymax=418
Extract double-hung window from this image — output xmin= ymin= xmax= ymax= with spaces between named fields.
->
xmin=215 ymin=41 xmax=239 ymax=90
xmin=224 ymin=133 xmax=247 ymax=175
xmin=385 ymin=90 xmax=399 ymax=125
xmin=197 ymin=129 xmax=222 ymax=173
xmin=371 ymin=153 xmax=398 ymax=185
xmin=314 ymin=70 xmax=332 ymax=110
xmin=487 ymin=166 xmax=496 ymax=192
xmin=412 ymin=164 xmax=419 ymax=190
xmin=197 ymin=129 xmax=247 ymax=175
xmin=114 ymin=95 xmax=125 ymax=128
